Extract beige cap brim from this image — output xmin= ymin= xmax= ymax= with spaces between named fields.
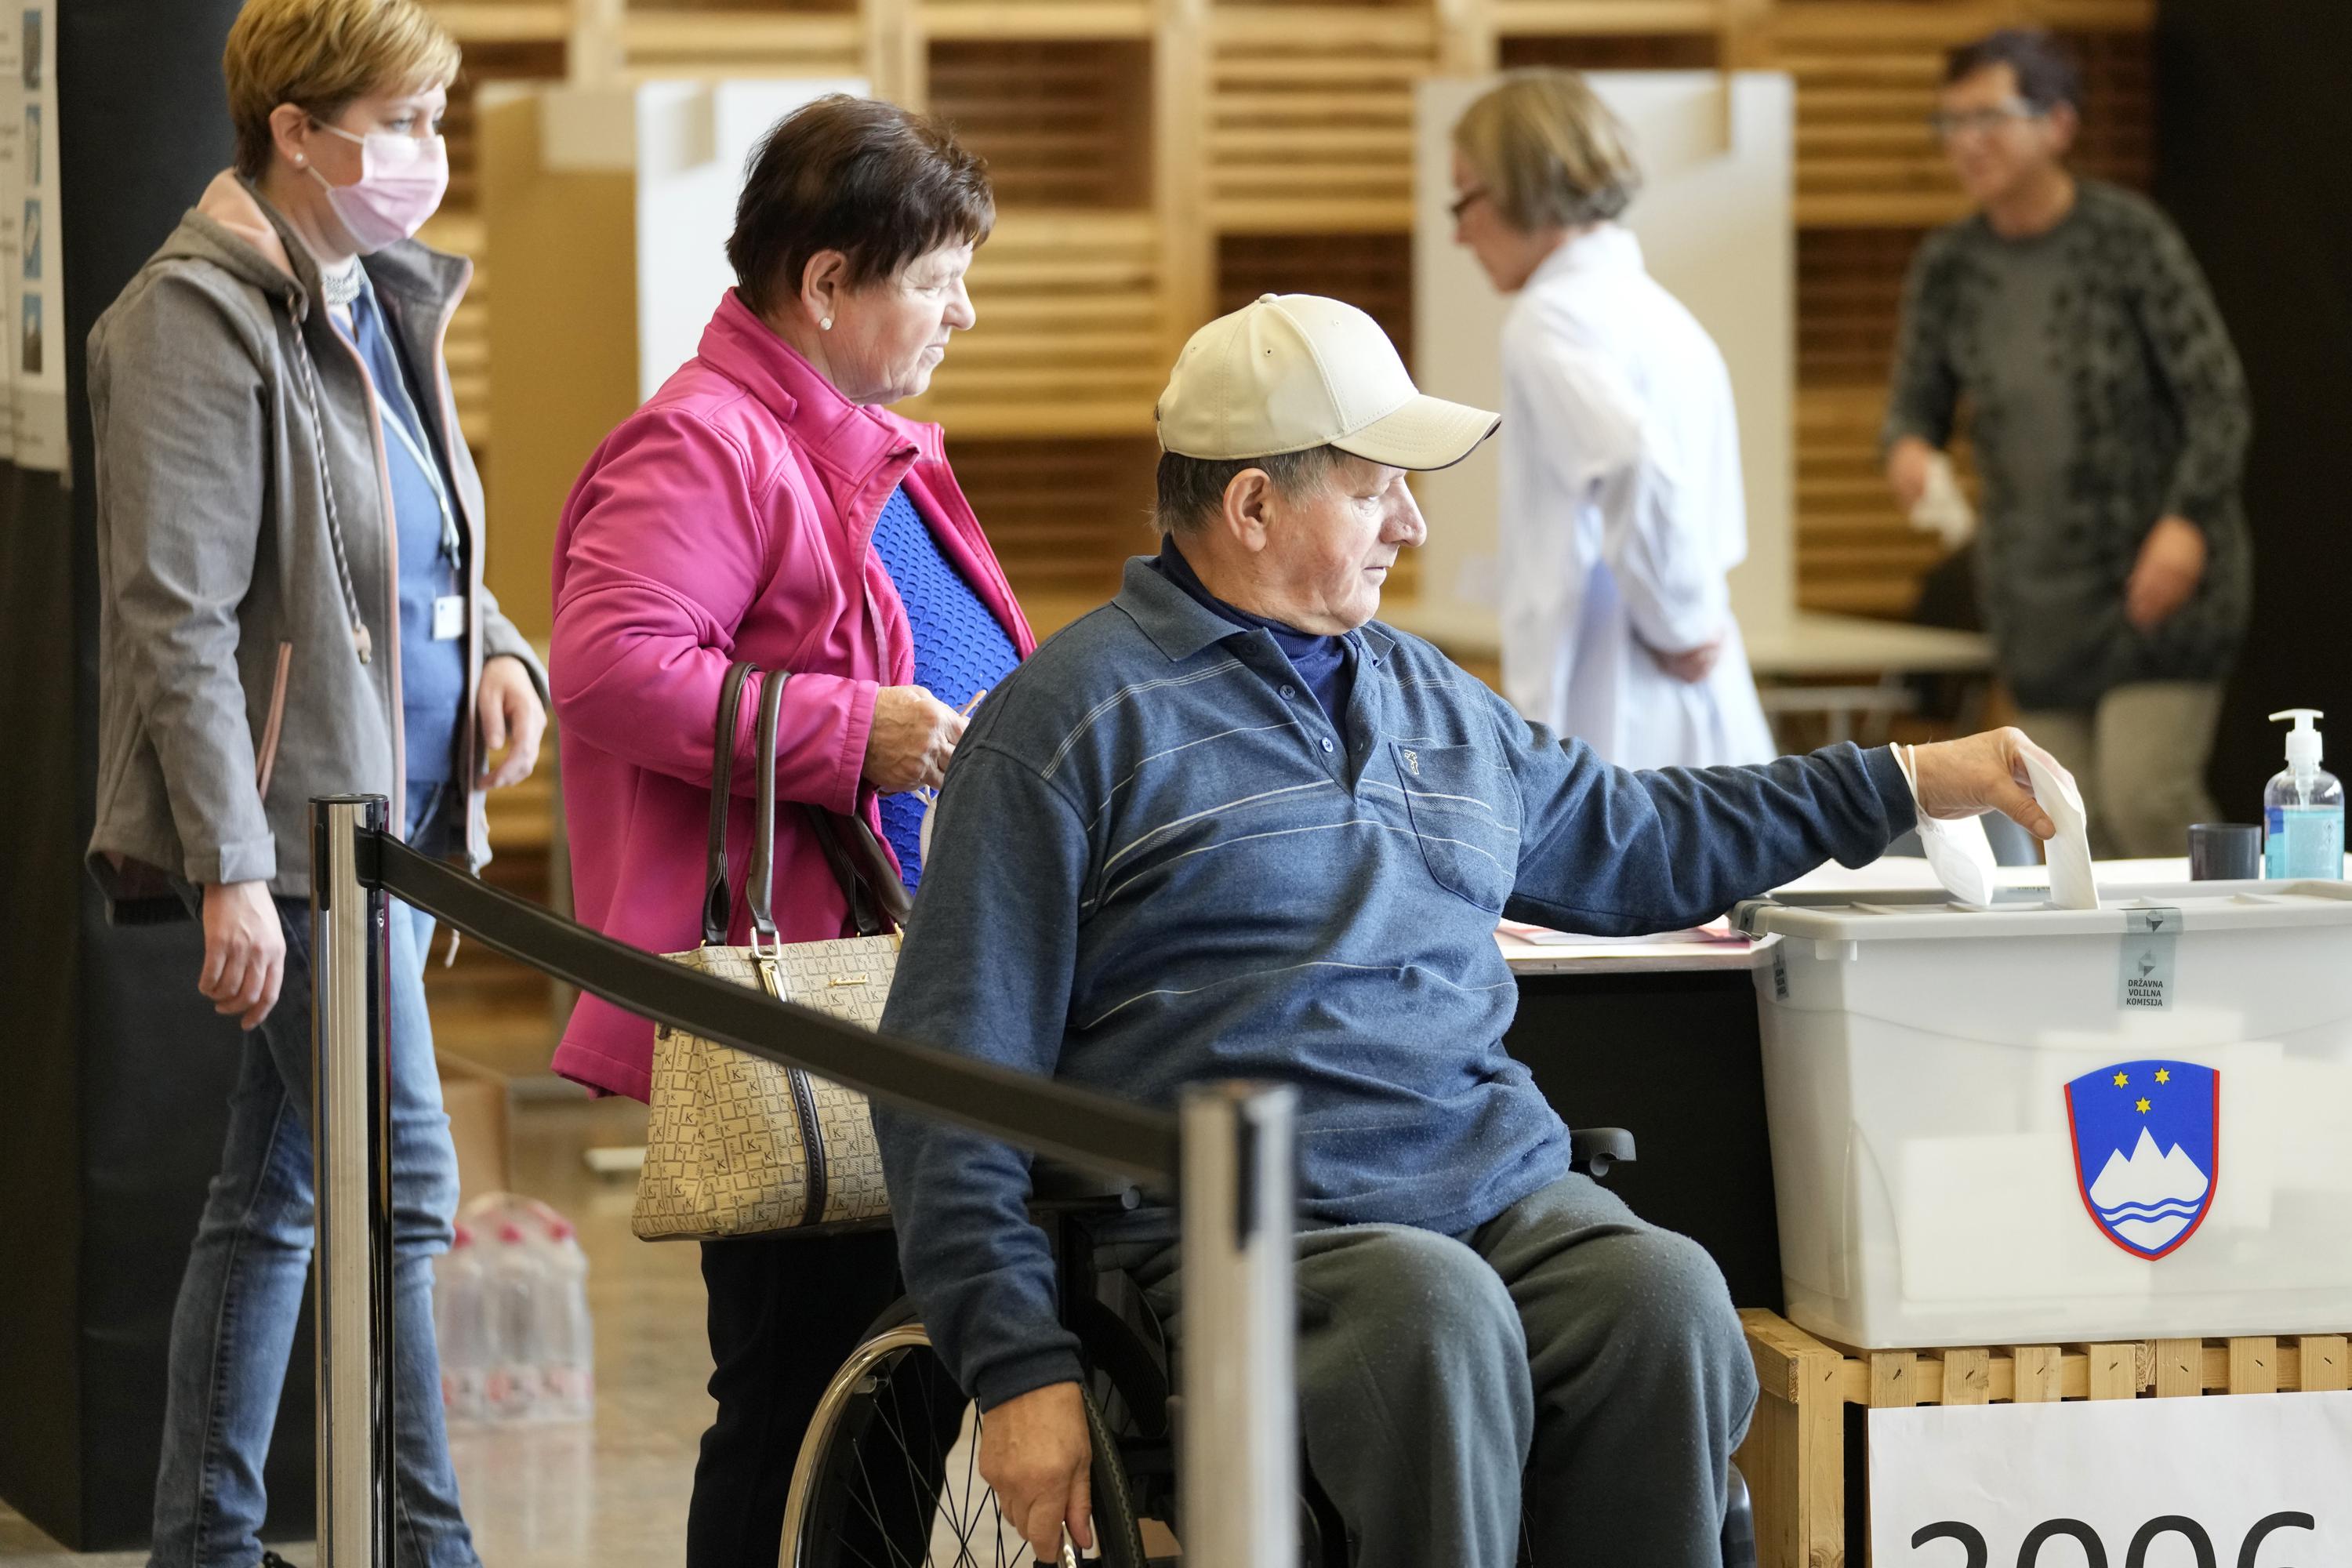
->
xmin=1329 ymin=394 xmax=1501 ymax=472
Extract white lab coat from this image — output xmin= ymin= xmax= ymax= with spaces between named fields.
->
xmin=1497 ymin=226 xmax=1776 ymax=769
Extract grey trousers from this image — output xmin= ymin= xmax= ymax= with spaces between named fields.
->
xmin=1117 ymin=1171 xmax=1757 ymax=1568
xmin=2016 ymin=681 xmax=2224 ymax=859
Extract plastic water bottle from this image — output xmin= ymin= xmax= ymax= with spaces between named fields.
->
xmin=434 ymin=1224 xmax=488 ymax=1424
xmin=482 ymin=1221 xmax=543 ymax=1422
xmin=534 ymin=1218 xmax=595 ymax=1422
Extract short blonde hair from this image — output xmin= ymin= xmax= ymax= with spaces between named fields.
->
xmin=224 ymin=0 xmax=459 ymax=179
xmin=1452 ymin=69 xmax=1641 ymax=233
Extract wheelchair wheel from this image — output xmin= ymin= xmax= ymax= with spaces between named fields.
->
xmin=781 ymin=1308 xmax=1149 ymax=1567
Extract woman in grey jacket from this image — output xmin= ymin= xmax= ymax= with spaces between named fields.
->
xmin=85 ymin=2 xmax=544 ymax=1563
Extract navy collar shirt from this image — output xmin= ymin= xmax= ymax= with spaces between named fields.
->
xmin=875 ymin=555 xmax=1915 ymax=1410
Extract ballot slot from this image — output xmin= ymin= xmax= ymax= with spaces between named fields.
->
xmin=1742 ymin=880 xmax=2352 ymax=1348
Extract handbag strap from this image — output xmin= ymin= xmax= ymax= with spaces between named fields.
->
xmin=710 ymin=662 xmax=918 ymax=947
xmin=801 ymin=804 xmax=913 ymax=937
xmin=701 ymin=661 xmax=758 ymax=947
xmin=746 ymin=670 xmax=788 ymax=946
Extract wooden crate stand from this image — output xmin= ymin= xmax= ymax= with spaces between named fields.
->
xmin=1736 ymin=1308 xmax=2352 ymax=1568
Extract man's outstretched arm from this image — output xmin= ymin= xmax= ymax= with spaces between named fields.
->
xmin=1497 ymin=696 xmax=2055 ymax=935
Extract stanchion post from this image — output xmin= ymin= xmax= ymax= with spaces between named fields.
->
xmin=1179 ymin=1080 xmax=1298 ymax=1566
xmin=311 ymin=796 xmax=395 ymax=1568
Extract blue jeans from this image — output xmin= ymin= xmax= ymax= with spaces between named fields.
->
xmin=150 ymin=787 xmax=480 ymax=1568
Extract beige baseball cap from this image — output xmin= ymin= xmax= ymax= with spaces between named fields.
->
xmin=1155 ymin=293 xmax=1499 ymax=470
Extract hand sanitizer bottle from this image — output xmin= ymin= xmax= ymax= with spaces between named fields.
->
xmin=2263 ymin=710 xmax=2345 ymax=880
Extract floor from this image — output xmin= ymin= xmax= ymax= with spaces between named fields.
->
xmin=2 ymin=1092 xmax=720 ymax=1568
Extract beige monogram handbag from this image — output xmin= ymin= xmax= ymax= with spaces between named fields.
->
xmin=632 ymin=662 xmax=914 ymax=1241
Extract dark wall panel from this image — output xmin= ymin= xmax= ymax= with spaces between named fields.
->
xmin=0 ymin=0 xmax=314 ymax=1549
xmin=2156 ymin=4 xmax=2352 ymax=818
xmin=0 ymin=459 xmax=82 ymax=1543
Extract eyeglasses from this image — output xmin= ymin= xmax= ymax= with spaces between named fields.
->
xmin=307 ymin=109 xmax=444 ymax=143
xmin=1447 ymin=186 xmax=1490 ymax=223
xmin=1927 ymin=102 xmax=2046 ymax=141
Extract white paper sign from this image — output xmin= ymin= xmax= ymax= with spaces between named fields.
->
xmin=0 ymin=0 xmax=62 ymax=470
xmin=1872 ymin=1392 xmax=2352 ymax=1566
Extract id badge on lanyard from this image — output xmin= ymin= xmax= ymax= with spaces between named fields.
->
xmin=380 ymin=391 xmax=468 ymax=644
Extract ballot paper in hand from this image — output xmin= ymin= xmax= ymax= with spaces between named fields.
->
xmin=1908 ymin=452 xmax=1976 ymax=548
xmin=1914 ymin=810 xmax=1999 ymax=907
xmin=2022 ymin=747 xmax=2100 ymax=909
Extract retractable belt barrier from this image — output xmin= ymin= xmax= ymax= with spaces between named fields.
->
xmin=307 ymin=794 xmax=1294 ymax=1568
xmin=362 ymin=828 xmax=1181 ymax=1185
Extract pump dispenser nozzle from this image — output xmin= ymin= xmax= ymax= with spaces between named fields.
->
xmin=2271 ymin=709 xmax=2326 ymax=774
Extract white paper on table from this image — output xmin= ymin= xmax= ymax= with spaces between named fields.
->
xmin=2022 ymin=748 xmax=2100 ymax=909
xmin=1912 ymin=810 xmax=1999 ymax=907
xmin=1497 ymin=920 xmax=1750 ymax=948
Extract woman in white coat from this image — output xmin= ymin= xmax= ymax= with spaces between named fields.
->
xmin=1452 ymin=71 xmax=1776 ymax=768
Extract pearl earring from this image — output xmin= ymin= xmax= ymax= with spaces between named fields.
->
xmin=820 ymin=316 xmax=833 ymax=332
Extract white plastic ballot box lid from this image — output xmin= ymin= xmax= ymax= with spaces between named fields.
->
xmin=1733 ymin=879 xmax=2352 ymax=943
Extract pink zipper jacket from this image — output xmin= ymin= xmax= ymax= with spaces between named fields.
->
xmin=550 ymin=289 xmax=1036 ymax=1100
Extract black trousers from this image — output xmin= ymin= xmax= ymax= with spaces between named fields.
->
xmin=686 ymin=1228 xmax=904 ymax=1568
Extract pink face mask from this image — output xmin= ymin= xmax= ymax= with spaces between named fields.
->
xmin=306 ymin=122 xmax=448 ymax=254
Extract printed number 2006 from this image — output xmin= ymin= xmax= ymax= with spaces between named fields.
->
xmin=1911 ymin=1512 xmax=2314 ymax=1568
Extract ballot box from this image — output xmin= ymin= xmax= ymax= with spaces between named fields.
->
xmin=1733 ymin=881 xmax=2352 ymax=1348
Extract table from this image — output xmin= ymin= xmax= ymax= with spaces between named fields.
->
xmin=1496 ymin=918 xmax=1788 ymax=1306
xmin=1385 ymin=601 xmax=1994 ymax=747
xmin=1384 ymin=601 xmax=1992 ymax=678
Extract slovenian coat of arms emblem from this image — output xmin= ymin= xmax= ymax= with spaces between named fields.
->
xmin=2063 ymin=1059 xmax=2218 ymax=1260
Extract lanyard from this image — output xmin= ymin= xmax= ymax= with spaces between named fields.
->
xmin=341 ymin=290 xmax=464 ymax=574
xmin=378 ymin=392 xmax=464 ymax=572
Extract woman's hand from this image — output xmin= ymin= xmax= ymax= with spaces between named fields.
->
xmin=477 ymin=655 xmax=547 ymax=789
xmin=864 ymin=685 xmax=967 ymax=794
xmin=201 ymin=880 xmax=287 ymax=1030
xmin=1656 ymin=635 xmax=1724 ymax=684
xmin=1886 ymin=436 xmax=1937 ymax=512
xmin=978 ymin=1381 xmax=1093 ymax=1562
xmin=2124 ymin=515 xmax=2208 ymax=631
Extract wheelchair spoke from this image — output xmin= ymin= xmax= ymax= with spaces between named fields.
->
xmin=985 ymin=1485 xmax=1029 ymax=1568
xmin=960 ymin=1411 xmax=990 ymax=1555
xmin=877 ymin=1358 xmax=941 ymax=1541
xmin=864 ymin=1349 xmax=1031 ymax=1568
xmin=904 ymin=1353 xmax=978 ymax=1548
xmin=800 ymin=1326 xmax=1139 ymax=1568
xmin=845 ymin=1430 xmax=923 ymax=1568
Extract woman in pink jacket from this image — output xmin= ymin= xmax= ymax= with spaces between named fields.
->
xmin=548 ymin=96 xmax=1034 ymax=1567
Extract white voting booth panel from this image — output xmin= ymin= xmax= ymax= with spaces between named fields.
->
xmin=478 ymin=78 xmax=863 ymax=631
xmin=1407 ymin=73 xmax=1795 ymax=649
xmin=524 ymin=78 xmax=865 ymax=401
xmin=1740 ymin=884 xmax=2352 ymax=1348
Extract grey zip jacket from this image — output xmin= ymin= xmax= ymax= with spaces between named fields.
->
xmin=87 ymin=172 xmax=544 ymax=913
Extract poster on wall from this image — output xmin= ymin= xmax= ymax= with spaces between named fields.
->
xmin=0 ymin=0 xmax=62 ymax=471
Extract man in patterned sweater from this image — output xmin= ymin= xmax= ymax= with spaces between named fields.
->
xmin=1886 ymin=27 xmax=2253 ymax=856
xmin=877 ymin=293 xmax=2067 ymax=1566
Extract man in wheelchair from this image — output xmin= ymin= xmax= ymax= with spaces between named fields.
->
xmin=874 ymin=294 xmax=2061 ymax=1566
